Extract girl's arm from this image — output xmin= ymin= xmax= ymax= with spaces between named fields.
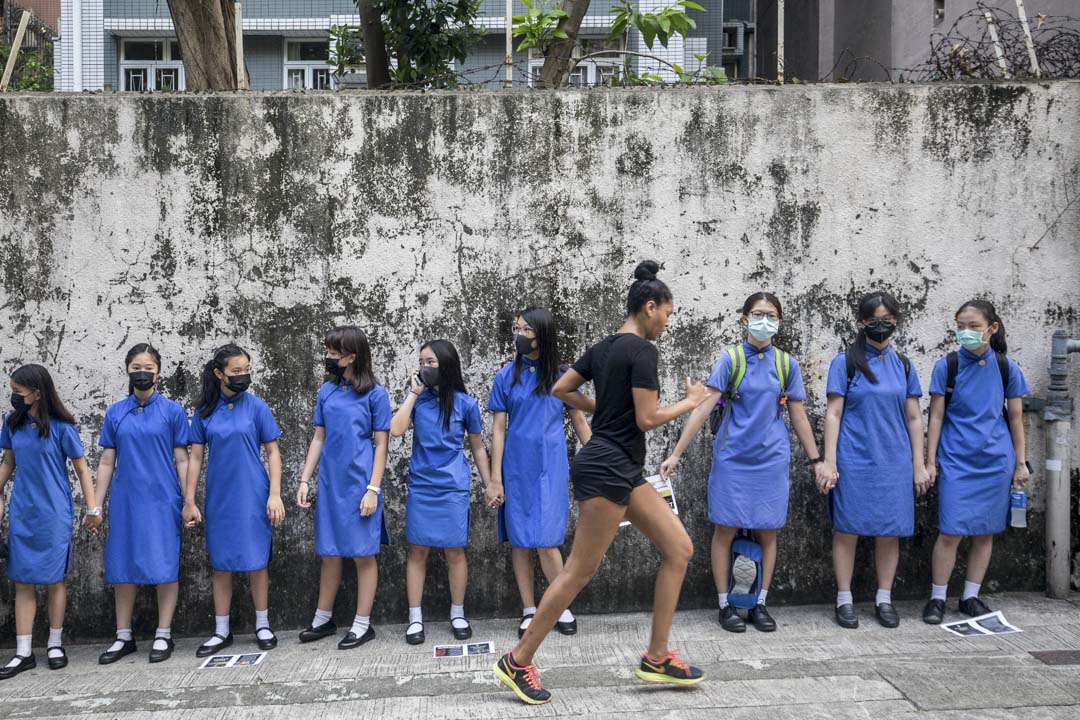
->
xmin=490 ymin=412 xmax=507 ymax=490
xmin=469 ymin=433 xmax=500 ymax=508
xmin=297 ymin=426 xmax=325 ymax=508
xmin=820 ymin=395 xmax=844 ymax=493
xmin=361 ymin=431 xmax=389 ymax=518
xmin=173 ymin=447 xmax=190 ymax=493
xmin=94 ymin=448 xmax=117 ymax=508
xmin=788 ymin=400 xmax=821 ymax=459
xmin=925 ymin=395 xmax=945 ymax=488
xmin=1008 ymin=397 xmax=1030 ymax=488
xmin=553 ymin=370 xmax=596 ymax=414
xmin=569 ymin=409 xmax=592 ymax=445
xmin=265 ymin=440 xmax=285 ymax=526
xmin=0 ymin=452 xmax=11 ymax=525
xmin=390 ymin=377 xmax=423 ymax=437
xmin=72 ymin=456 xmax=102 ymax=533
xmin=183 ymin=444 xmax=205 ymax=527
xmin=906 ymin=397 xmax=930 ymax=497
xmin=659 ymin=388 xmax=721 ymax=479
xmin=632 ymin=377 xmax=710 ymax=433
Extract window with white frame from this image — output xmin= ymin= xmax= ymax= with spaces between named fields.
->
xmin=120 ymin=39 xmax=185 ymax=92
xmin=527 ymin=59 xmax=619 ymax=87
xmin=284 ymin=39 xmax=333 ymax=90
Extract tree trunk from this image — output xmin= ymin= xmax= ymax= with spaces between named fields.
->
xmin=167 ymin=0 xmax=242 ymax=91
xmin=538 ymin=0 xmax=591 ymax=89
xmin=358 ymin=0 xmax=390 ymax=89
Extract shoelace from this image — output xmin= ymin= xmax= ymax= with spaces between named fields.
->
xmin=524 ymin=664 xmax=542 ymax=690
xmin=661 ymin=650 xmax=689 ymax=673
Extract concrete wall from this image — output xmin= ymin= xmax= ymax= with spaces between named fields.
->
xmin=0 ymin=82 xmax=1078 ymax=641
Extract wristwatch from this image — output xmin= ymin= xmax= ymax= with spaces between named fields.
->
xmin=807 ymin=457 xmax=824 ymax=467
xmin=366 ymin=484 xmax=382 ymax=495
xmin=84 ymin=506 xmax=102 ymax=517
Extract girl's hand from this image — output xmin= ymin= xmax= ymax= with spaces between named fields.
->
xmin=297 ymin=481 xmax=312 ymax=508
xmin=1012 ymin=461 xmax=1031 ymax=490
xmin=409 ymin=374 xmax=424 ymax=396
xmin=360 ymin=489 xmax=378 ymax=517
xmin=182 ymin=502 xmax=203 ymax=528
xmin=81 ymin=512 xmax=103 ymax=534
xmin=927 ymin=462 xmax=938 ymax=489
xmin=914 ymin=464 xmax=931 ymax=498
xmin=267 ymin=495 xmax=286 ymax=526
xmin=660 ymin=454 xmax=680 ymax=480
xmin=485 ymin=482 xmax=504 ymax=509
xmin=816 ymin=461 xmax=838 ymax=494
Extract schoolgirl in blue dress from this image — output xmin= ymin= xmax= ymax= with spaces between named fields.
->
xmin=489 ymin=307 xmax=591 ymax=639
xmin=922 ymin=300 xmax=1030 ymax=624
xmin=296 ymin=326 xmax=392 ymax=650
xmin=95 ymin=343 xmax=191 ymax=664
xmin=822 ymin=292 xmax=930 ymax=630
xmin=661 ymin=292 xmax=826 ymax=633
xmin=390 ymin=339 xmax=497 ymax=646
xmin=0 ymin=365 xmax=100 ymax=678
xmin=183 ymin=344 xmax=285 ymax=656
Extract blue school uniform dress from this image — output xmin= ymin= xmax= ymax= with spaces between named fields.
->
xmin=930 ymin=348 xmax=1030 ymax=536
xmin=705 ymin=343 xmax=807 ymax=530
xmin=313 ymin=382 xmax=392 ymax=557
xmin=100 ymin=392 xmax=190 ymax=585
xmin=406 ymin=389 xmax=483 ymax=548
xmin=0 ymin=416 xmax=83 ymax=584
xmin=190 ymin=392 xmax=281 ymax=572
xmin=488 ymin=358 xmax=572 ymax=549
xmin=826 ymin=347 xmax=922 ymax=537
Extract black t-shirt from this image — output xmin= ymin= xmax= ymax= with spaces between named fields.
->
xmin=571 ymin=333 xmax=660 ymax=465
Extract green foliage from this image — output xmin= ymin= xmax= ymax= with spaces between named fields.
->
xmin=0 ymin=44 xmax=53 ymax=91
xmin=608 ymin=0 xmax=703 ymax=49
xmin=328 ymin=24 xmax=365 ymax=79
xmin=511 ymin=0 xmax=569 ymax=53
xmin=373 ymin=0 xmax=484 ymax=88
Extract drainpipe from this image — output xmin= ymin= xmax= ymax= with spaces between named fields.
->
xmin=72 ymin=0 xmax=83 ymax=91
xmin=1044 ymin=329 xmax=1080 ymax=598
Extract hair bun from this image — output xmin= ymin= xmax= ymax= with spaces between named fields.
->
xmin=633 ymin=260 xmax=660 ymax=282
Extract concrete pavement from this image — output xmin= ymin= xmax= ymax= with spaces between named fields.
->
xmin=1 ymin=592 xmax=1078 ymax=718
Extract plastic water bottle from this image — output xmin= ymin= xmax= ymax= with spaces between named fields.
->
xmin=1010 ymin=491 xmax=1027 ymax=528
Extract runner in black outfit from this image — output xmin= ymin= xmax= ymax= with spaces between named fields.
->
xmin=493 ymin=260 xmax=711 ymax=705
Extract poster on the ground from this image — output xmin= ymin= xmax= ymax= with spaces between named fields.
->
xmin=620 ymin=475 xmax=678 ymax=528
xmin=941 ymin=611 xmax=1021 ymax=637
xmin=198 ymin=651 xmax=267 ymax=669
xmin=433 ymin=641 xmax=493 ymax=659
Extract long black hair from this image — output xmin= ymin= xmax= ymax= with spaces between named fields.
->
xmin=849 ymin=290 xmax=903 ymax=385
xmin=956 ymin=299 xmax=1007 ymax=353
xmin=325 ymin=325 xmax=378 ymax=395
xmin=741 ymin=291 xmax=784 ymax=319
xmin=126 ymin=342 xmax=162 ymax=395
xmin=421 ymin=339 xmax=468 ymax=431
xmin=196 ymin=344 xmax=251 ymax=419
xmin=626 ymin=260 xmax=672 ymax=315
xmin=512 ymin=306 xmax=561 ymax=396
xmin=7 ymin=364 xmax=76 ymax=438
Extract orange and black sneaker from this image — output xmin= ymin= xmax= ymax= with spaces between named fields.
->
xmin=634 ymin=650 xmax=705 ymax=686
xmin=493 ymin=652 xmax=552 ymax=705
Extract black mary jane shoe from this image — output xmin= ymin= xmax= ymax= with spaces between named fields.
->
xmin=338 ymin=626 xmax=376 ymax=650
xmin=405 ymin=622 xmax=426 ymax=645
xmin=719 ymin=604 xmax=746 ymax=633
xmin=196 ymin=633 xmax=233 ymax=658
xmin=922 ymin=599 xmax=946 ymax=625
xmin=835 ymin=603 xmax=859 ymax=629
xmin=99 ymin=638 xmax=137 ymax=665
xmin=959 ymin=596 xmax=992 ymax=618
xmin=299 ymin=621 xmax=337 ymax=643
xmin=0 ymin=654 xmax=36 ymax=680
xmin=451 ymin=619 xmax=473 ymax=641
xmin=749 ymin=604 xmax=777 ymax=633
xmin=149 ymin=637 xmax=175 ymax=664
xmin=556 ymin=617 xmax=578 ymax=636
xmin=875 ymin=603 xmax=900 ymax=629
xmin=257 ymin=629 xmax=278 ymax=651
xmin=47 ymin=648 xmax=68 ymax=670
xmin=517 ymin=613 xmax=535 ymax=640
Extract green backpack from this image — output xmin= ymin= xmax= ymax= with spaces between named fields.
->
xmin=708 ymin=345 xmax=791 ymax=449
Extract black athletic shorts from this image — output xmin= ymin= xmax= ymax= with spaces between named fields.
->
xmin=570 ymin=437 xmax=647 ymax=506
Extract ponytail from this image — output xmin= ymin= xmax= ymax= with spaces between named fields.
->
xmin=196 ymin=344 xmax=250 ymax=418
xmin=956 ymin=299 xmax=1007 ymax=354
xmin=850 ymin=327 xmax=877 ymax=384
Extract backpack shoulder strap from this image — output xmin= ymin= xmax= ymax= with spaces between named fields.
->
xmin=944 ymin=352 xmax=958 ymax=409
xmin=726 ymin=346 xmax=747 ymax=397
xmin=774 ymin=349 xmax=791 ymax=395
xmin=897 ymin=351 xmax=911 ymax=377
xmin=996 ymin=351 xmax=1009 ymax=395
xmin=845 ymin=347 xmax=856 ymax=387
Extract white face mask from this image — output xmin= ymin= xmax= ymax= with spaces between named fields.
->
xmin=748 ymin=316 xmax=779 ymax=341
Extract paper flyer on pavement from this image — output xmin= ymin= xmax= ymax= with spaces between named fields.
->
xmin=941 ymin=611 xmax=1021 ymax=637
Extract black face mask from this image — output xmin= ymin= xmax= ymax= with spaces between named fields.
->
xmin=515 ymin=333 xmax=537 ymax=356
xmin=129 ymin=371 xmax=155 ymax=392
xmin=10 ymin=393 xmax=26 ymax=411
xmin=226 ymin=374 xmax=252 ymax=394
xmin=864 ymin=321 xmax=896 ymax=343
xmin=325 ymin=359 xmax=345 ymax=378
xmin=419 ymin=367 xmax=440 ymax=388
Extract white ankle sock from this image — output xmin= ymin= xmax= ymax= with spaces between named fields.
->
xmin=313 ymin=608 xmax=332 ymax=627
xmin=255 ymin=609 xmax=270 ymax=630
xmin=153 ymin=628 xmax=171 ymax=651
xmin=108 ymin=629 xmax=132 ymax=653
xmin=836 ymin=591 xmax=853 ymax=607
xmin=15 ymin=635 xmax=31 ymax=658
xmin=757 ymin=589 xmax=769 ymax=606
xmin=350 ymin=615 xmax=370 ymax=636
xmin=558 ymin=609 xmax=574 ymax=623
xmin=718 ymin=592 xmax=730 ymax=609
xmin=875 ymin=589 xmax=892 ymax=606
xmin=931 ymin=583 xmax=948 ymax=601
xmin=408 ymin=606 xmax=423 ymax=625
xmin=522 ymin=605 xmax=536 ymax=617
xmin=47 ymin=627 xmax=63 ymax=659
xmin=520 ymin=606 xmax=536 ymax=630
xmin=962 ymin=581 xmax=981 ymax=601
xmin=450 ymin=603 xmax=469 ymax=629
xmin=214 ymin=615 xmax=230 ymax=638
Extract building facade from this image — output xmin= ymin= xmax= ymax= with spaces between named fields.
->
xmin=54 ymin=0 xmax=754 ymax=92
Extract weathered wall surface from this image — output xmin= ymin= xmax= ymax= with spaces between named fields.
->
xmin=0 ymin=83 xmax=1078 ymax=641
